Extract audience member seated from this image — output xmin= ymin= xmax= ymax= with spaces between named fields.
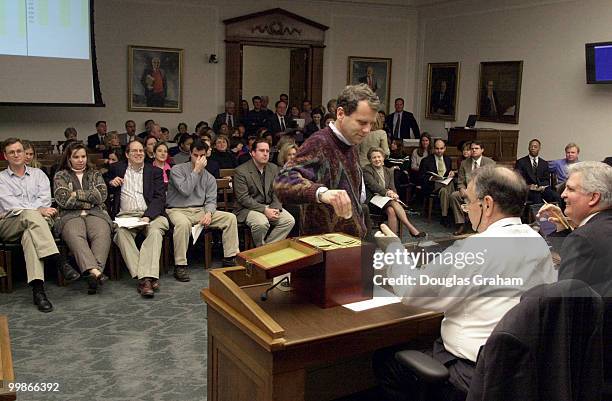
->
xmin=106 ymin=140 xmax=168 ymax=298
xmin=303 ymin=108 xmax=324 ymax=140
xmin=172 ymin=133 xmax=193 ymax=163
xmin=549 ymin=142 xmax=580 ymax=191
xmin=377 ymin=110 xmax=388 ymax=132
xmin=267 ymin=100 xmax=294 ymax=137
xmin=233 ymin=139 xmax=295 ymax=247
xmin=409 ymin=132 xmax=432 ymax=187
xmin=53 ymin=142 xmax=112 ymax=295
xmin=288 ymin=105 xmax=300 ymax=121
xmin=102 ymin=131 xmax=124 ymax=159
xmin=326 ymin=98 xmax=337 ymax=118
xmin=22 ymin=140 xmax=41 ymax=168
xmin=0 ymin=138 xmax=79 ymax=312
xmin=449 ymin=141 xmax=495 ymax=235
xmin=239 ymin=99 xmax=250 ymax=122
xmin=213 ymin=101 xmax=237 ymax=133
xmin=173 ymin=122 xmax=189 ymax=142
xmin=144 ymin=136 xmax=157 ymax=164
xmin=373 ymin=166 xmax=556 ymax=401
xmin=151 ymin=142 xmax=173 ymax=187
xmin=385 ymin=139 xmax=411 ymax=198
xmin=260 ymin=95 xmax=275 ymax=121
xmin=209 ymin=135 xmax=237 ymax=169
xmin=119 ymin=120 xmax=137 ymax=146
xmin=459 ymin=141 xmax=472 ymax=165
xmin=514 ymin=138 xmax=561 ymax=204
xmin=244 ymin=96 xmax=269 ymax=136
xmin=229 ymin=137 xmax=244 ymax=163
xmin=166 ymin=140 xmax=240 ymax=281
xmin=138 ymin=119 xmax=155 ymax=139
xmin=299 ymin=99 xmax=313 ymax=125
xmin=216 ymin=122 xmax=229 ymax=137
xmin=199 ymin=137 xmax=220 ymax=178
xmin=230 ymin=127 xmax=242 ymax=139
xmin=61 ymin=127 xmax=78 ymax=152
xmin=419 ymin=139 xmax=455 ymax=226
xmin=87 ymin=120 xmax=108 ymax=151
xmin=363 ymin=147 xmax=425 ymax=238
xmin=194 ymin=121 xmax=209 ymax=138
xmin=159 ymin=127 xmax=175 ymax=147
xmin=277 ymin=143 xmax=298 ymax=167
xmin=358 ymin=111 xmax=389 ymax=167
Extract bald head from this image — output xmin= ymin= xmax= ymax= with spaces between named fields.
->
xmin=471 ymin=166 xmax=528 ymax=217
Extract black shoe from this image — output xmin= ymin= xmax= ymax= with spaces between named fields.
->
xmin=33 ymin=290 xmax=54 ymax=313
xmin=60 ymin=262 xmax=80 ymax=282
xmin=173 ymin=266 xmax=190 ymax=282
xmin=222 ymin=257 xmax=236 ymax=267
xmin=439 ymin=216 xmax=450 ymax=227
xmin=411 ymin=231 xmax=427 ymax=238
xmin=87 ymin=275 xmax=99 ymax=295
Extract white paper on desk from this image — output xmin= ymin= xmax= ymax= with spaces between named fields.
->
xmin=191 ymin=224 xmax=204 ymax=245
xmin=115 ymin=217 xmax=149 ymax=228
xmin=343 ymin=287 xmax=401 ymax=312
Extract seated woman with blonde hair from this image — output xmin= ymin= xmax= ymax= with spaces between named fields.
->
xmin=22 ymin=140 xmax=41 ymax=168
xmin=363 ymin=147 xmax=426 ymax=238
xmin=53 ymin=142 xmax=113 ymax=294
xmin=277 ymin=143 xmax=298 ymax=167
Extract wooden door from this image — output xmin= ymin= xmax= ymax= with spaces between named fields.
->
xmin=289 ymin=48 xmax=309 ymax=108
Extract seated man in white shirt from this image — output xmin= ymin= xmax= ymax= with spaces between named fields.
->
xmin=373 ymin=166 xmax=556 ymax=400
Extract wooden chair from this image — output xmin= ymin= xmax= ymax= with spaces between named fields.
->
xmin=0 ymin=315 xmax=16 ymax=401
xmin=219 ymin=168 xmax=235 ymax=178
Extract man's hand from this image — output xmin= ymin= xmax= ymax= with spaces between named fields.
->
xmin=199 ymin=212 xmax=212 ymax=227
xmin=97 ymin=144 xmax=106 ymax=151
xmin=374 ymin=223 xmax=401 ymax=251
xmin=537 ymin=203 xmax=571 ymax=231
xmin=193 ymin=155 xmax=207 ymax=174
xmin=109 ymin=177 xmax=124 ymax=187
xmin=459 ymin=188 xmax=467 ymax=198
xmin=38 ymin=207 xmax=57 ymax=218
xmin=141 ymin=216 xmax=150 ymax=223
xmin=320 ymin=189 xmax=352 ymax=219
xmin=448 ymin=171 xmax=455 ymax=178
xmin=264 ymin=207 xmax=280 ymax=221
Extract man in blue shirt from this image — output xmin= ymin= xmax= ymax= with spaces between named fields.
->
xmin=0 ymin=138 xmax=79 ymax=312
xmin=549 ymin=142 xmax=580 ymax=189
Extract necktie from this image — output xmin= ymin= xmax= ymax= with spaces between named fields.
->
xmin=393 ymin=113 xmax=401 ymax=138
xmin=437 ymin=157 xmax=446 ymax=176
xmin=532 ymin=158 xmax=538 ymax=172
xmin=473 ymin=160 xmax=478 ymax=171
xmin=280 ymin=116 xmax=286 ymax=131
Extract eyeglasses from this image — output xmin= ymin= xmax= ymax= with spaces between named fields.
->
xmin=460 ymin=198 xmax=482 ymax=213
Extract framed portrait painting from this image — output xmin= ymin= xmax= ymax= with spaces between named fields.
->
xmin=477 ymin=61 xmax=523 ymax=124
xmin=347 ymin=57 xmax=392 ymax=112
xmin=128 ymin=45 xmax=183 ymax=112
xmin=425 ymin=62 xmax=460 ymax=121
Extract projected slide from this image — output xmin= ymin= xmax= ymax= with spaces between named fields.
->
xmin=0 ymin=0 xmax=89 ymax=59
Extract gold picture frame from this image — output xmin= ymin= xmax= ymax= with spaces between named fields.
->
xmin=347 ymin=56 xmax=392 ymax=113
xmin=425 ymin=62 xmax=460 ymax=121
xmin=476 ymin=61 xmax=523 ymax=124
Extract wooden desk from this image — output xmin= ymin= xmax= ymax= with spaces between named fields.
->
xmin=0 ymin=316 xmax=15 ymax=401
xmin=202 ymin=268 xmax=442 ymax=401
xmin=448 ymin=128 xmax=518 ymax=162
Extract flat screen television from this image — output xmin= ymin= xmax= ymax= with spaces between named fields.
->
xmin=586 ymin=41 xmax=612 ymax=84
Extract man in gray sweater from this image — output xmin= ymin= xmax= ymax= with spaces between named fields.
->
xmin=166 ymin=141 xmax=239 ymax=281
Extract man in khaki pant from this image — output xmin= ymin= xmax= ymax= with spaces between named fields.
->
xmin=0 ymin=138 xmax=79 ymax=312
xmin=166 ymin=140 xmax=239 ymax=282
xmin=106 ymin=140 xmax=168 ymax=298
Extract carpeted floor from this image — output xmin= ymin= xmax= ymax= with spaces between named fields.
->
xmin=0 ymin=213 xmax=455 ymax=401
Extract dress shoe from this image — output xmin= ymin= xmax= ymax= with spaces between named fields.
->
xmin=173 ymin=266 xmax=190 ymax=282
xmin=33 ymin=290 xmax=54 ymax=313
xmin=60 ymin=262 xmax=80 ymax=282
xmin=137 ymin=279 xmax=154 ymax=298
xmin=439 ymin=216 xmax=451 ymax=228
xmin=151 ymin=278 xmax=160 ymax=291
xmin=222 ymin=257 xmax=236 ymax=267
xmin=411 ymin=231 xmax=427 ymax=238
xmin=87 ymin=275 xmax=99 ymax=295
xmin=453 ymin=224 xmax=466 ymax=236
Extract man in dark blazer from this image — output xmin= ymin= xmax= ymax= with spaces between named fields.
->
xmin=430 ymin=80 xmax=452 ymax=115
xmin=233 ymin=139 xmax=294 ymax=247
xmin=538 ymin=161 xmax=612 ymax=386
xmin=420 ymin=139 xmax=455 ymax=225
xmin=87 ymin=120 xmax=107 ymax=151
xmin=105 ymin=139 xmax=168 ymax=298
xmin=480 ymin=80 xmax=502 ymax=118
xmin=385 ymin=98 xmax=420 ymax=140
xmin=267 ymin=100 xmax=294 ymax=135
xmin=514 ymin=139 xmax=561 ymax=204
xmin=212 ymin=100 xmax=237 ymax=133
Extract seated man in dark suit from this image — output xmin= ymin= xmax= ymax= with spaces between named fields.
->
xmin=267 ymin=100 xmax=294 ymax=137
xmin=87 ymin=120 xmax=107 ymax=151
xmin=419 ymin=139 xmax=455 ymax=226
xmin=213 ymin=101 xmax=238 ymax=133
xmin=538 ymin=161 xmax=612 ymax=384
xmin=514 ymin=138 xmax=561 ymax=204
xmin=106 ymin=140 xmax=168 ymax=298
xmin=233 ymin=139 xmax=294 ymax=247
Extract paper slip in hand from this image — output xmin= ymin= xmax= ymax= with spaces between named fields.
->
xmin=370 ymin=195 xmax=408 ymax=209
xmin=191 ymin=224 xmax=204 ymax=245
xmin=427 ymin=172 xmax=453 ymax=186
xmin=115 ymin=217 xmax=149 ymax=229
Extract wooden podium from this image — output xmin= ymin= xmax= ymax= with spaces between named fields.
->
xmin=448 ymin=128 xmax=519 ymax=162
xmin=202 ymin=266 xmax=442 ymax=401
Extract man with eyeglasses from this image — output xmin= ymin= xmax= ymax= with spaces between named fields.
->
xmin=106 ymin=139 xmax=168 ymax=298
xmin=449 ymin=141 xmax=495 ymax=235
xmin=373 ymin=166 xmax=556 ymax=400
xmin=0 ymin=138 xmax=80 ymax=312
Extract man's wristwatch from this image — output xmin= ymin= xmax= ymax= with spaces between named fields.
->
xmin=317 ymin=187 xmax=329 ymax=203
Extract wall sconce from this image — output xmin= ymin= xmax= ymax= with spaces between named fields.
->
xmin=208 ymin=54 xmax=218 ymax=64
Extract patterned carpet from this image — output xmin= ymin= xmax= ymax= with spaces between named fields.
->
xmin=0 ymin=213 xmax=454 ymax=401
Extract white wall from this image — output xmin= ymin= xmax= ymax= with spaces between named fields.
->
xmin=415 ymin=0 xmax=612 ymax=161
xmin=0 ymin=0 xmax=418 ymax=142
xmin=242 ymin=46 xmax=290 ymax=105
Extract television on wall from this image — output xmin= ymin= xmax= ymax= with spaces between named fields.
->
xmin=586 ymin=42 xmax=612 ymax=84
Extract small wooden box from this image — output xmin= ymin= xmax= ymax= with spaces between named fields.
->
xmin=236 ymin=233 xmax=374 ymax=308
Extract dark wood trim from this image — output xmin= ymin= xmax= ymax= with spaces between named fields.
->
xmin=223 ymin=8 xmax=329 ymax=31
